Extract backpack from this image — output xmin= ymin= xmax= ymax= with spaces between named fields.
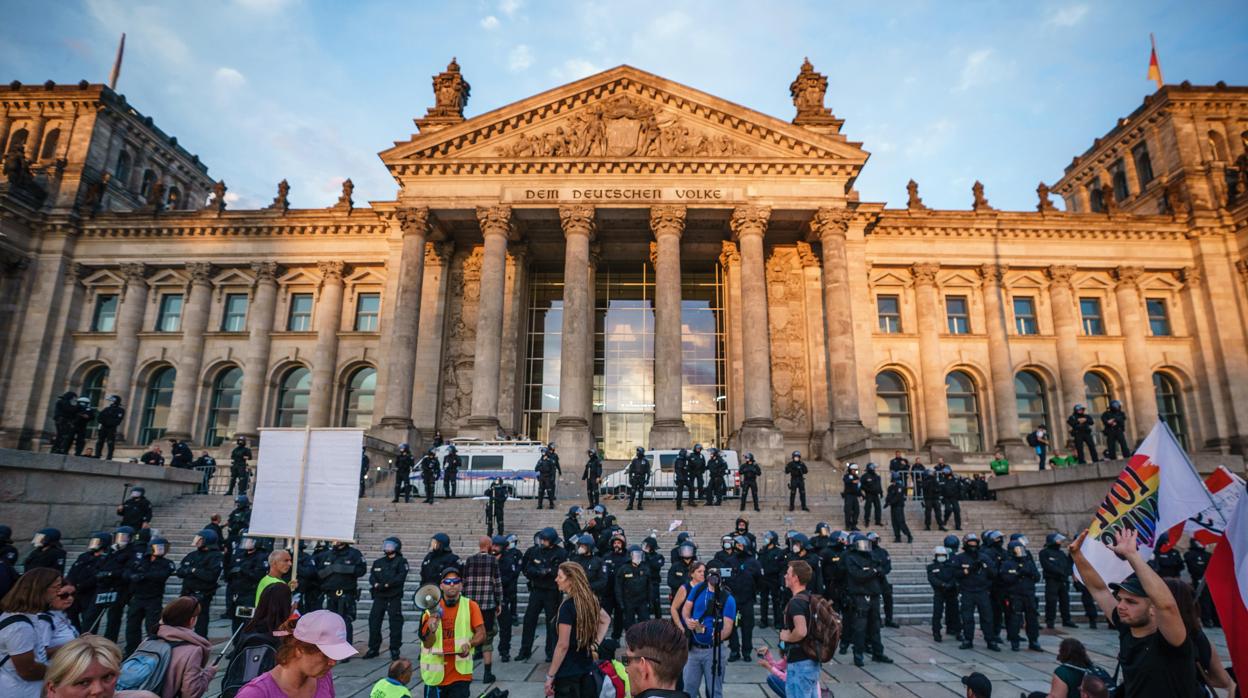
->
xmin=220 ymin=642 xmax=278 ymax=698
xmin=115 ymin=637 xmax=187 ymax=693
xmin=592 ymin=659 xmax=628 ymax=698
xmin=1026 ymin=431 xmax=1040 ymax=447
xmin=798 ymin=592 xmax=842 ymax=664
xmin=0 ymin=614 xmax=33 ymax=668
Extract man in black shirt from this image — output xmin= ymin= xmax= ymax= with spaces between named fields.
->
xmin=778 ymin=560 xmax=822 ymax=696
xmin=582 ymin=448 xmax=602 ymax=507
xmin=1071 ymin=528 xmax=1202 ymax=698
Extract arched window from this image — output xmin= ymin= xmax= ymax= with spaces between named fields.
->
xmin=874 ymin=371 xmax=913 ymax=447
xmin=275 ymin=366 xmax=311 ymax=428
xmin=341 ymin=366 xmax=377 ymax=428
xmin=166 ymin=186 xmax=181 ymax=209
xmin=1154 ymin=372 xmax=1188 ymax=450
xmin=1014 ymin=370 xmax=1049 ymax=438
xmin=139 ymin=367 xmax=176 ymax=445
xmin=946 ymin=370 xmax=983 ymax=452
xmin=81 ymin=365 xmax=110 ymax=441
xmin=115 ymin=151 xmax=132 ymax=183
xmin=205 ymin=367 xmax=243 ymax=446
xmin=1084 ymin=371 xmax=1114 ymax=451
xmin=5 ymin=128 xmax=27 ymax=154
xmin=139 ymin=170 xmax=156 ymax=199
xmin=39 ymin=128 xmax=60 ymax=160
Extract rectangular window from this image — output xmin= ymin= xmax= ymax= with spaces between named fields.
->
xmin=1087 ymin=179 xmax=1105 ymax=213
xmin=1132 ymin=141 xmax=1154 ymax=186
xmin=1147 ymin=298 xmax=1171 ymax=336
xmin=157 ymin=294 xmax=183 ymax=332
xmin=287 ymin=293 xmax=313 ymax=331
xmin=877 ymin=295 xmax=901 ymax=333
xmin=222 ymin=294 xmax=248 ymax=332
xmin=354 ymin=292 xmax=380 ymax=331
xmin=946 ymin=295 xmax=969 ymax=334
xmin=92 ymin=294 xmax=118 ymax=332
xmin=1110 ymin=159 xmax=1129 ymax=201
xmin=1013 ymin=296 xmax=1038 ymax=335
xmin=1080 ymin=297 xmax=1105 ymax=335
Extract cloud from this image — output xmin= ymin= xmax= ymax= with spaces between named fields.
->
xmin=499 ymin=0 xmax=522 ymax=17
xmin=954 ymin=48 xmax=994 ymax=92
xmin=480 ymin=15 xmax=499 ymax=30
xmin=550 ymin=58 xmax=600 ymax=81
xmin=1047 ymin=4 xmax=1089 ymax=27
xmin=508 ymin=44 xmax=534 ymax=72
xmin=213 ymin=66 xmax=247 ymax=91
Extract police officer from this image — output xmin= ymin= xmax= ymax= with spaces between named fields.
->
xmin=709 ymin=535 xmax=736 ymax=586
xmin=493 ymin=534 xmax=522 ymax=662
xmin=94 ymin=395 xmax=124 ymax=460
xmin=299 ymin=541 xmax=325 ymax=612
xmin=783 ymin=533 xmax=824 ymax=600
xmin=615 ymin=544 xmax=652 ymax=632
xmin=758 ymin=531 xmax=785 ymax=628
xmin=1067 ymin=404 xmax=1100 ymax=464
xmin=117 ymin=486 xmax=153 ymax=530
xmin=582 ymin=448 xmax=602 ymax=507
xmin=318 ymin=540 xmax=367 ymax=647
xmin=954 ymin=533 xmax=999 ymax=651
xmin=732 ymin=517 xmax=757 ymax=551
xmin=570 ymin=534 xmax=609 ymax=597
xmin=562 ymin=507 xmax=583 ymax=551
xmin=822 ymin=531 xmax=849 ymax=619
xmin=359 ymin=447 xmax=370 ymax=498
xmin=785 ymin=451 xmax=809 ymax=512
xmin=1185 ymin=539 xmax=1215 ymax=627
xmin=193 ymin=450 xmax=217 ymax=495
xmin=67 ymin=531 xmax=108 ymax=629
xmin=926 ymin=545 xmax=959 ymax=642
xmin=24 ymin=528 xmax=67 ymax=573
xmin=226 ymin=495 xmax=252 ymax=550
xmin=626 ymin=447 xmax=650 ymax=511
xmin=535 ymin=446 xmax=560 ymax=509
xmin=867 ymin=532 xmax=899 ymax=628
xmin=845 ymin=533 xmax=892 ymax=667
xmin=91 ymin=527 xmax=141 ymax=639
xmin=393 ymin=443 xmax=415 ymax=503
xmin=668 ymin=537 xmax=698 ymax=600
xmin=982 ymin=530 xmax=1007 ymax=641
xmin=861 ymin=463 xmax=883 ymax=526
xmin=547 ymin=442 xmax=561 ymax=473
xmin=365 ymin=537 xmax=409 ymax=660
xmin=603 ymin=532 xmax=630 ymax=638
xmin=673 ymin=448 xmax=694 ymax=510
xmin=884 ymin=473 xmax=913 ymax=543
xmin=922 ymin=469 xmax=944 ymax=531
xmin=419 ymin=449 xmax=440 ymax=504
xmin=225 ymin=532 xmax=268 ymax=633
xmin=642 ymin=536 xmax=665 ymax=619
xmin=442 ymin=444 xmax=462 ymax=498
xmin=1039 ymin=533 xmax=1077 ymax=628
xmin=708 ymin=447 xmax=730 ymax=506
xmin=72 ymin=396 xmax=97 ymax=456
xmin=810 ymin=523 xmax=833 ymax=552
xmin=939 ymin=468 xmax=962 ymax=531
xmin=51 ymin=391 xmax=78 ymax=454
xmin=689 ymin=443 xmax=707 ymax=503
xmin=228 ymin=436 xmax=253 ymax=495
xmin=1000 ymin=539 xmax=1041 ymax=651
xmin=737 ymin=452 xmax=760 ymax=512
xmin=485 ymin=477 xmax=508 ymax=536
xmin=168 ymin=438 xmax=193 ymax=469
xmin=176 ymin=528 xmax=224 ymax=639
xmin=123 ymin=536 xmax=174 ymax=654
xmin=725 ymin=535 xmax=762 ymax=662
xmin=0 ymin=525 xmax=17 ymax=569
xmin=518 ymin=527 xmax=566 ymax=662
xmin=420 ymin=533 xmax=460 ymax=586
xmin=1101 ymin=400 xmax=1131 ymax=460
xmin=842 ymin=463 xmax=863 ymax=531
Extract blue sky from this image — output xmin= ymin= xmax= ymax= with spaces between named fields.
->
xmin=3 ymin=1 xmax=1245 ymax=210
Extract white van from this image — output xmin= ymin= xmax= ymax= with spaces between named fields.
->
xmin=408 ymin=439 xmax=545 ymax=497
xmin=599 ymin=449 xmax=741 ymax=500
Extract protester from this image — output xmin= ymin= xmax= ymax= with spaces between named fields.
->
xmin=154 ymin=596 xmax=216 ymax=698
xmin=1023 ymin=637 xmax=1097 ymax=698
xmin=755 ymin=646 xmax=832 ymax=698
xmin=669 ymin=561 xmax=705 ymax=626
xmin=778 ymin=560 xmax=819 ymax=698
xmin=41 ymin=634 xmax=148 ymax=698
xmin=369 ymin=658 xmax=414 ymax=698
xmin=962 ymin=671 xmax=992 ymax=698
xmin=1164 ymin=577 xmax=1236 ymax=698
xmin=989 ymin=450 xmax=1009 ymax=476
xmin=621 ymin=619 xmax=690 ymax=698
xmin=545 ymin=562 xmax=609 ymax=698
xmin=234 ymin=582 xmax=294 ymax=658
xmin=418 ymin=567 xmax=485 ymax=698
xmin=255 ymin=549 xmax=293 ymax=605
xmin=0 ymin=567 xmax=60 ymax=697
xmin=461 ymin=536 xmax=501 ymax=683
xmin=236 ymin=610 xmax=357 ymax=698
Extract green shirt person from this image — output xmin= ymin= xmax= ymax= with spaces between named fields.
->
xmin=1049 ymin=453 xmax=1078 ymax=469
xmin=988 ymin=452 xmax=1009 ymax=475
xmin=255 ymin=549 xmax=294 ymax=604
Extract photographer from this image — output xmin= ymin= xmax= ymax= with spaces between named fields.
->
xmin=681 ymin=566 xmax=736 ymax=698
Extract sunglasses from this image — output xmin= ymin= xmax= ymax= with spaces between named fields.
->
xmin=56 ymin=591 xmax=75 ymax=600
xmin=441 ymin=578 xmax=462 ymax=585
xmin=619 ymin=654 xmax=662 ymax=666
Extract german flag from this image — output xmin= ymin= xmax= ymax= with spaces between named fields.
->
xmin=1147 ymin=34 xmax=1163 ymax=89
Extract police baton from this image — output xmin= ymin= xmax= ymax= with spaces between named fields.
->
xmin=211 ymin=623 xmax=248 ymax=667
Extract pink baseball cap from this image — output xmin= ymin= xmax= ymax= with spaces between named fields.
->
xmin=276 ymin=610 xmax=358 ymax=661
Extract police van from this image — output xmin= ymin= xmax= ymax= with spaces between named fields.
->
xmin=599 ymin=449 xmax=742 ymax=500
xmin=408 ymin=439 xmax=545 ymax=497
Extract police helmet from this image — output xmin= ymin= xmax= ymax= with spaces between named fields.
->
xmin=721 ymin=535 xmax=735 ymax=550
xmin=1045 ymin=532 xmax=1067 ymax=546
xmin=733 ymin=535 xmax=750 ymax=550
xmin=504 ymin=533 xmax=518 ymax=548
xmin=193 ymin=528 xmax=218 ymax=549
xmin=107 ymin=394 xmax=122 ymax=404
xmin=962 ymin=532 xmax=981 ymax=550
xmin=87 ymin=531 xmax=110 ymax=552
xmin=744 ymin=452 xmax=755 ymax=461
xmin=708 ymin=447 xmax=719 ymax=455
xmin=430 ymin=532 xmax=451 ymax=551
xmin=447 ymin=445 xmax=457 ymax=453
xmin=848 ymin=462 xmax=859 ymax=471
xmin=1008 ymin=540 xmax=1027 ymax=557
xmin=815 ymin=522 xmax=831 ymax=537
xmin=693 ymin=444 xmax=702 ymax=451
xmin=850 ymin=533 xmax=871 ymax=552
xmin=382 ymin=537 xmax=401 ymax=554
xmin=239 ymin=532 xmax=258 ymax=551
xmin=32 ymin=528 xmax=61 ymax=547
xmin=643 ymin=536 xmax=658 ymax=553
xmin=1109 ymin=400 xmax=1122 ymax=410
xmin=784 ymin=530 xmax=799 ymax=547
xmin=587 ymin=449 xmax=596 ymax=456
xmin=491 ymin=535 xmax=508 ymax=549
xmin=539 ymin=446 xmax=548 ymax=455
xmin=676 ymin=532 xmax=693 ymax=545
xmin=576 ymin=533 xmax=595 ymax=548
xmin=130 ymin=486 xmax=146 ymax=498
xmin=1010 ymin=533 xmax=1030 ymax=548
xmin=983 ymin=530 xmax=1003 ymax=546
xmin=628 ymin=545 xmax=644 ymax=564
xmin=1074 ymin=403 xmax=1086 ymax=411
xmin=399 ymin=442 xmax=410 ymax=451
xmin=791 ymin=451 xmax=801 ymax=459
xmin=77 ymin=396 xmax=91 ymax=405
xmin=934 ymin=546 xmax=950 ymax=562
xmin=235 ymin=494 xmax=250 ymax=506
xmin=636 ymin=446 xmax=645 ymax=456
xmin=735 ymin=517 xmax=750 ymax=531
xmin=568 ymin=506 xmax=583 ymax=517
xmin=113 ymin=526 xmax=135 ymax=547
xmin=865 ymin=531 xmax=880 ymax=544
xmin=150 ymin=537 xmax=169 ymax=557
xmin=789 ymin=532 xmax=810 ymax=552
xmin=426 ymin=449 xmax=436 ymax=457
xmin=678 ymin=541 xmax=697 ymax=559
xmin=537 ymin=527 xmax=560 ymax=546
xmin=547 ymin=442 xmax=557 ymax=450
xmin=832 ymin=530 xmax=850 ymax=547
xmin=891 ymin=471 xmax=905 ymax=482
xmin=678 ymin=448 xmax=687 ymax=456
xmin=943 ymin=534 xmax=960 ymax=552
xmin=593 ymin=504 xmax=607 ymax=516
xmin=762 ymin=531 xmax=778 ymax=546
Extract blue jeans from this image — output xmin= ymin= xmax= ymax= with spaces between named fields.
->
xmin=785 ymin=659 xmax=820 ymax=698
xmin=682 ymin=646 xmax=726 ymax=698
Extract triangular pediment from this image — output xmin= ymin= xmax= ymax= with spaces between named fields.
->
xmin=380 ymin=65 xmax=868 ymax=172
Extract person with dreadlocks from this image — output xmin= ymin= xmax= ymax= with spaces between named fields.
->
xmin=545 ymin=562 xmax=611 ymax=698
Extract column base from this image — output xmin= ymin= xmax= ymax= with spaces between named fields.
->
xmin=648 ymin=419 xmax=691 ymax=449
xmin=820 ymin=420 xmax=872 ymax=461
xmin=732 ymin=418 xmax=786 ymax=466
xmin=923 ymin=437 xmax=961 ymax=464
xmin=550 ymin=417 xmax=594 ymax=460
xmin=994 ymin=437 xmax=1032 ymax=466
xmin=371 ymin=418 xmax=420 ymax=449
xmin=460 ymin=416 xmax=502 ymax=441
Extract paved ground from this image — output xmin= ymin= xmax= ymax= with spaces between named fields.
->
xmin=200 ymin=612 xmax=1230 ymax=697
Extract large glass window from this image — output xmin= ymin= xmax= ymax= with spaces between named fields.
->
xmin=1013 ymin=296 xmax=1038 ymax=335
xmin=354 ymin=293 xmax=380 ymax=332
xmin=342 ymin=366 xmax=376 ymax=428
xmin=593 ymin=266 xmax=657 ymax=459
xmin=1015 ymin=370 xmax=1049 ymax=438
xmin=81 ymin=365 xmax=109 ymax=441
xmin=275 ymin=366 xmax=311 ymax=427
xmin=1080 ymin=297 xmax=1105 ymax=335
xmin=679 ymin=271 xmax=726 ymax=451
xmin=92 ymin=294 xmax=118 ymax=332
xmin=139 ymin=367 xmax=175 ymax=445
xmin=157 ymin=294 xmax=183 ymax=332
xmin=222 ymin=294 xmax=248 ymax=332
xmin=1084 ymin=371 xmax=1114 ymax=451
xmin=1147 ymin=298 xmax=1171 ymax=336
xmin=877 ymin=295 xmax=901 ymax=333
xmin=946 ymin=296 xmax=969 ymax=334
xmin=946 ymin=370 xmax=982 ymax=452
xmin=205 ymin=367 xmax=243 ymax=446
xmin=874 ymin=370 xmax=912 ymax=447
xmin=1154 ymin=372 xmax=1188 ymax=450
xmin=521 ymin=272 xmax=565 ymax=445
xmin=287 ymin=294 xmax=314 ymax=331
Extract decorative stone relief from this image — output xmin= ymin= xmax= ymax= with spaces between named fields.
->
xmin=251 ymin=261 xmax=279 ymax=284
xmin=1047 ymin=265 xmax=1076 ymax=286
xmin=789 ymin=58 xmax=832 ymax=121
xmin=730 ymin=205 xmax=771 ymax=239
xmin=718 ymin=240 xmax=740 ymax=267
xmin=187 ymin=262 xmax=214 ymax=285
xmin=207 ymin=181 xmax=227 ymax=214
xmin=649 ymin=204 xmax=686 ymax=238
xmin=558 ymin=204 xmax=596 ymax=237
xmin=317 ymin=260 xmax=345 ymax=284
xmin=911 ymin=262 xmax=940 ymax=285
xmin=765 ymin=248 xmax=811 ymax=434
xmin=396 ymin=206 xmax=431 ymax=236
xmin=1113 ymin=266 xmax=1143 ymax=290
xmin=440 ymin=247 xmax=484 ymax=429
xmin=266 ymin=180 xmax=290 ymax=213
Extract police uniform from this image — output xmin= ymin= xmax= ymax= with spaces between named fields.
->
xmin=844 ymin=537 xmax=890 ymax=667
xmin=95 ymin=399 xmax=125 ymax=460
xmin=939 ymin=472 xmax=962 ymax=530
xmin=1152 ymin=546 xmax=1185 ymax=578
xmin=228 ymin=440 xmax=253 ymax=495
xmin=582 ymin=451 xmax=603 ymax=507
xmin=298 ymin=543 xmax=324 ymax=612
xmin=562 ymin=510 xmax=583 ymax=551
xmin=758 ymin=534 xmax=785 ymax=627
xmin=642 ymin=537 xmax=665 ymax=619
xmin=737 ymin=455 xmax=760 ymax=511
xmin=66 ymin=539 xmax=106 ymax=629
xmin=983 ymin=533 xmax=1007 ymax=641
xmin=708 ymin=450 xmax=730 ymax=506
xmin=118 ymin=494 xmax=153 ymax=530
xmin=96 ymin=534 xmax=144 ymax=641
xmin=225 ymin=543 xmax=268 ymax=633
xmin=318 ymin=543 xmax=367 ymax=644
xmin=518 ymin=531 xmax=566 ymax=661
xmin=177 ymin=537 xmax=224 ymax=639
xmin=366 ymin=542 xmax=409 ymax=660
xmin=785 ymin=454 xmax=809 ymax=512
xmin=884 ymin=478 xmax=913 ymax=543
xmin=861 ymin=465 xmax=883 ymax=526
xmin=954 ymin=537 xmax=998 ymax=650
xmin=485 ymin=480 xmax=508 ymax=536
xmin=673 ymin=449 xmax=694 ymax=510
xmin=1039 ymin=536 xmax=1076 ymax=628
xmin=420 ymin=536 xmax=460 ymax=587
xmin=1000 ymin=543 xmax=1041 ymax=651
xmin=123 ymin=547 xmax=175 ymax=654
xmin=725 ymin=541 xmax=762 ymax=661
xmin=688 ymin=445 xmax=707 ymax=502
xmin=869 ymin=537 xmax=898 ymax=628
xmin=1066 ymin=407 xmax=1100 ymax=464
xmin=1101 ymin=405 xmax=1131 ymax=460
xmin=602 ymin=541 xmax=630 ymax=640
xmin=842 ymin=469 xmax=862 ymax=530
xmin=1185 ymin=542 xmax=1215 ymax=626
xmin=23 ymin=542 xmax=67 ymax=574
xmin=442 ymin=450 xmax=462 ymax=498
xmin=535 ymin=451 xmax=559 ymax=509
xmin=495 ymin=538 xmax=522 ymax=661
xmin=393 ymin=448 xmax=415 ymax=503
xmin=926 ymin=550 xmax=959 ymax=642
xmin=614 ymin=550 xmax=652 ymax=631
xmin=419 ymin=452 xmax=440 ymax=504
xmin=922 ymin=472 xmax=943 ymax=530
xmin=625 ymin=450 xmax=650 ymax=511
xmin=226 ymin=501 xmax=252 ymax=549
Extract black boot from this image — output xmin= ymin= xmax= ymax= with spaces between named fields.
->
xmin=853 ymin=653 xmax=865 ymax=667
xmin=363 ymin=650 xmax=380 ymax=659
xmin=872 ymin=654 xmax=893 ymax=663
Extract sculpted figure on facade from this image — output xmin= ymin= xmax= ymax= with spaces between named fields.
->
xmin=789 ymin=58 xmax=830 ymax=118
xmin=267 ymin=179 xmax=290 ymax=213
xmin=1101 ymin=183 xmax=1117 ymax=215
xmin=971 ymin=180 xmax=994 ymax=211
xmin=1036 ymin=181 xmax=1057 ymax=212
xmin=427 ymin=58 xmax=470 ymax=120
xmin=334 ymin=179 xmax=354 ymax=212
xmin=208 ymin=180 xmax=227 ymax=214
xmin=718 ymin=240 xmax=740 ymax=267
xmin=765 ymin=249 xmax=810 ymax=433
xmin=906 ymin=179 xmax=926 ymax=210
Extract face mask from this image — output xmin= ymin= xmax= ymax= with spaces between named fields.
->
xmin=88 ymin=537 xmax=105 ymax=552
xmin=679 ymin=545 xmax=694 ymax=559
xmin=631 ymin=551 xmax=643 ymax=565
xmin=723 ymin=541 xmax=733 ymax=550
xmin=791 ymin=544 xmax=802 ymax=554
xmin=131 ymin=491 xmax=142 ymax=499
xmin=1013 ymin=547 xmax=1026 ymax=558
xmin=382 ymin=542 xmax=398 ymax=554
xmin=31 ymin=534 xmax=46 ymax=547
xmin=936 ymin=554 xmax=948 ymax=563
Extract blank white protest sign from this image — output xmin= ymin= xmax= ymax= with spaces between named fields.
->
xmin=248 ymin=428 xmax=364 ymax=543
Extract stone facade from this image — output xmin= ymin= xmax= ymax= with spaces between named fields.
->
xmin=2 ymin=64 xmax=1248 ymax=467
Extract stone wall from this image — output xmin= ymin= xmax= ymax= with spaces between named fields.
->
xmin=0 ymin=448 xmax=202 ymax=542
xmin=988 ymin=454 xmax=1246 ymax=535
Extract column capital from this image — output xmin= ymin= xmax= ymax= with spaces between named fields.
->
xmin=718 ymin=240 xmax=740 ymax=267
xmin=395 ymin=206 xmax=431 ymax=237
xmin=1181 ymin=266 xmax=1203 ymax=288
xmin=730 ymin=205 xmax=771 ymax=240
xmin=1113 ymin=266 xmax=1144 ymax=291
xmin=558 ymin=204 xmax=597 ymax=239
xmin=979 ymin=263 xmax=1006 ymax=287
xmin=317 ymin=260 xmax=346 ymax=284
xmin=64 ymin=262 xmax=88 ymax=286
xmin=120 ymin=262 xmax=148 ymax=283
xmin=250 ymin=261 xmax=280 ymax=284
xmin=476 ymin=204 xmax=515 ymax=239
xmin=808 ymin=206 xmax=852 ymax=241
xmin=1047 ymin=265 xmax=1076 ymax=287
xmin=186 ymin=262 xmax=214 ymax=285
xmin=911 ymin=262 xmax=940 ymax=285
xmin=649 ymin=204 xmax=686 ymax=239
xmin=424 ymin=240 xmax=455 ymax=266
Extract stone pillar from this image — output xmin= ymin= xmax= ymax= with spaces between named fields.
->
xmin=912 ymin=263 xmax=953 ymax=453
xmin=307 ymin=261 xmax=345 ymax=428
xmin=1113 ymin=266 xmax=1160 ymax=441
xmin=0 ymin=108 xmax=11 ymax=158
xmin=810 ymin=208 xmax=869 ymax=455
xmin=235 ymin=262 xmax=279 ymax=441
xmin=463 ymin=205 xmax=514 ymax=439
xmin=649 ymin=205 xmax=691 ymax=448
xmin=377 ymin=208 xmax=431 ymax=441
xmin=1179 ymin=267 xmax=1232 ymax=453
xmin=548 ymin=205 xmax=596 ymax=455
xmin=24 ymin=107 xmax=47 ymax=161
xmin=164 ymin=263 xmax=214 ymax=442
xmin=981 ymin=264 xmax=1027 ymax=455
xmin=411 ymin=242 xmax=454 ymax=432
xmin=109 ymin=263 xmax=149 ymax=433
xmin=719 ymin=242 xmax=745 ymax=437
xmin=730 ymin=205 xmax=784 ymax=462
xmin=1047 ymin=266 xmax=1086 ymax=412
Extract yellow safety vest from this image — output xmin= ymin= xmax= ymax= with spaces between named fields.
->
xmin=369 ymin=677 xmax=412 ymax=698
xmin=419 ymin=597 xmax=473 ymax=685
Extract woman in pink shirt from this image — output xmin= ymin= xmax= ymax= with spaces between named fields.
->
xmin=235 ymin=610 xmax=358 ymax=698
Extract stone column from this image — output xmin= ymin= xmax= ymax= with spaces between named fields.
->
xmin=235 ymin=262 xmax=279 ymax=441
xmin=464 ymin=205 xmax=514 ymax=439
xmin=411 ymin=241 xmax=454 ymax=431
xmin=648 ymin=205 xmax=692 ymax=448
xmin=1047 ymin=266 xmax=1086 ymax=412
xmin=730 ymin=205 xmax=784 ymax=461
xmin=24 ymin=107 xmax=47 ymax=161
xmin=378 ymin=208 xmax=431 ymax=440
xmin=0 ymin=108 xmax=11 ymax=158
xmin=810 ymin=208 xmax=869 ymax=454
xmin=1179 ymin=267 xmax=1232 ymax=452
xmin=981 ymin=264 xmax=1026 ymax=454
xmin=108 ymin=263 xmax=149 ymax=433
xmin=549 ymin=205 xmax=596 ymax=455
xmin=164 ymin=263 xmax=214 ymax=442
xmin=912 ymin=263 xmax=953 ymax=452
xmin=1113 ymin=266 xmax=1160 ymax=440
xmin=719 ymin=242 xmax=745 ymax=436
xmin=307 ymin=261 xmax=345 ymax=428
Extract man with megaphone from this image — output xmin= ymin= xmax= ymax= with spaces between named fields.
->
xmin=418 ymin=566 xmax=486 ymax=698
